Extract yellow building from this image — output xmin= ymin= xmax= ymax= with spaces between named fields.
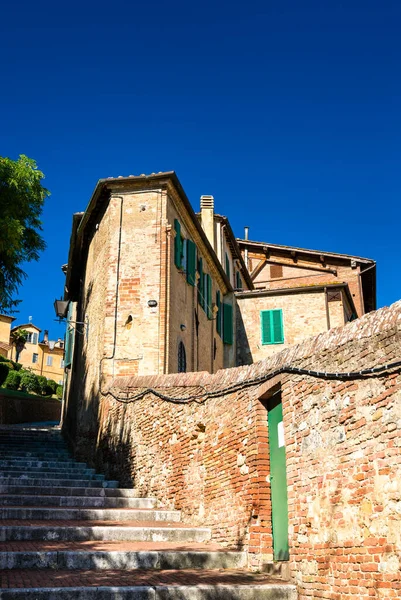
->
xmin=0 ymin=314 xmax=15 ymax=358
xmin=10 ymin=324 xmax=65 ymax=385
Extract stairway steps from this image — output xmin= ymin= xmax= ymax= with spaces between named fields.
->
xmin=0 ymin=425 xmax=296 ymax=599
xmin=0 ymin=486 xmax=141 ymax=497
xmin=0 ymin=523 xmax=212 ymax=542
xmin=0 ymin=507 xmax=181 ymax=521
xmin=0 ymin=495 xmax=157 ymax=508
xmin=0 ymin=477 xmax=119 ymax=488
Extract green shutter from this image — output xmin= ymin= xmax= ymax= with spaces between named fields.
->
xmin=236 ymin=271 xmax=242 ymax=289
xmin=216 ymin=291 xmax=221 ymax=336
xmin=223 ymin=302 xmax=233 ymax=345
xmin=64 ymin=303 xmax=75 ymax=367
xmin=207 ymin=274 xmax=212 ymax=319
xmin=225 ymin=253 xmax=230 ymax=281
xmin=198 ymin=257 xmax=203 ymax=306
xmin=186 ymin=240 xmax=196 ymax=286
xmin=174 ymin=219 xmax=182 ymax=269
xmin=261 ymin=309 xmax=284 ymax=345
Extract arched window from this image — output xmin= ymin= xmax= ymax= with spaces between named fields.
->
xmin=178 ymin=341 xmax=186 ymax=373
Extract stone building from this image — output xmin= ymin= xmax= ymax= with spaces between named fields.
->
xmin=10 ymin=323 xmax=65 ymax=383
xmin=235 ymin=236 xmax=376 ymax=364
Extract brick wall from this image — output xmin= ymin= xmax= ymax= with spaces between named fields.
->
xmin=64 ymin=300 xmax=401 ymax=597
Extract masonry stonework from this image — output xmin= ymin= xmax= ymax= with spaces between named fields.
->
xmin=64 ymin=300 xmax=401 ymax=598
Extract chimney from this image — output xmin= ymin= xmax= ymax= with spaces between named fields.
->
xmin=244 ymin=227 xmax=249 ymax=269
xmin=200 ymin=195 xmax=215 ymax=250
xmin=244 ymin=226 xmax=249 ymax=240
xmin=43 ymin=330 xmax=49 ymax=344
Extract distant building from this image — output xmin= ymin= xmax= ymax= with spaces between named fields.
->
xmin=0 ymin=314 xmax=15 ymax=358
xmin=235 ymin=237 xmax=376 ymax=364
xmin=10 ymin=324 xmax=65 ymax=384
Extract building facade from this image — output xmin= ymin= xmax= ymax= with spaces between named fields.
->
xmin=10 ymin=324 xmax=65 ymax=383
xmin=235 ymin=237 xmax=376 ymax=364
xmin=0 ymin=314 xmax=15 ymax=358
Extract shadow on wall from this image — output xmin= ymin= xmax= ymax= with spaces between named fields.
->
xmin=236 ymin=307 xmax=253 ymax=366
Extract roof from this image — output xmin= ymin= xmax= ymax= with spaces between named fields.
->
xmin=237 ymin=238 xmax=375 ymax=265
xmin=66 ymin=172 xmax=233 ymax=298
xmin=0 ymin=341 xmax=11 ymax=352
xmin=0 ymin=314 xmax=16 ymax=323
xmin=11 ymin=324 xmax=41 ymax=332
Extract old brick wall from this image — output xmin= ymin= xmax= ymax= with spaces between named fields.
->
xmin=66 ymin=300 xmax=401 ymax=597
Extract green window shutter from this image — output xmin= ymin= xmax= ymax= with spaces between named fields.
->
xmin=261 ymin=309 xmax=284 ymax=345
xmin=174 ymin=219 xmax=182 ymax=269
xmin=225 ymin=253 xmax=230 ymax=281
xmin=197 ymin=257 xmax=203 ymax=306
xmin=206 ymin=274 xmax=212 ymax=319
xmin=216 ymin=291 xmax=221 ymax=336
xmin=186 ymin=240 xmax=196 ymax=286
xmin=64 ymin=303 xmax=75 ymax=367
xmin=236 ymin=271 xmax=242 ymax=289
xmin=223 ymin=302 xmax=233 ymax=345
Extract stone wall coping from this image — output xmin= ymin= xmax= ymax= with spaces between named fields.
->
xmin=110 ymin=300 xmax=401 ymax=391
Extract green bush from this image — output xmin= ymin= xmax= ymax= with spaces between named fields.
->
xmin=4 ymin=370 xmax=21 ymax=390
xmin=37 ymin=375 xmax=48 ymax=396
xmin=56 ymin=385 xmax=63 ymax=399
xmin=46 ymin=379 xmax=58 ymax=394
xmin=0 ymin=356 xmax=8 ymax=362
xmin=20 ymin=371 xmax=41 ymax=394
xmin=11 ymin=361 xmax=22 ymax=371
xmin=0 ymin=363 xmax=10 ymax=386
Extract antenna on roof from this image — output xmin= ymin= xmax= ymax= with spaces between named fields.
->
xmin=28 ymin=316 xmax=32 ymax=323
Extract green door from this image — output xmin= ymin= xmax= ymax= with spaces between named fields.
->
xmin=268 ymin=398 xmax=289 ymax=560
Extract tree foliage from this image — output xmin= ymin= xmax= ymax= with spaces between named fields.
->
xmin=10 ymin=329 xmax=28 ymax=362
xmin=0 ymin=155 xmax=49 ymax=313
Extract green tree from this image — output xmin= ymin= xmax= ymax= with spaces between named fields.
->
xmin=0 ymin=155 xmax=50 ymax=313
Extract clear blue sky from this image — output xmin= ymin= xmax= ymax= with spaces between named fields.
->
xmin=1 ymin=0 xmax=400 ymax=339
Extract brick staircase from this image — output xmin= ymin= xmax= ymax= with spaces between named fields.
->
xmin=0 ymin=424 xmax=296 ymax=599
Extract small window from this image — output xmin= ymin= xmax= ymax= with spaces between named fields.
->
xmin=261 ymin=309 xmax=284 ymax=345
xmin=186 ymin=239 xmax=196 ymax=286
xmin=236 ymin=271 xmax=242 ymax=290
xmin=270 ymin=265 xmax=283 ymax=279
xmin=60 ymin=359 xmax=65 ymax=368
xmin=46 ymin=356 xmax=53 ymax=367
xmin=178 ymin=341 xmax=186 ymax=373
xmin=26 ymin=332 xmax=33 ymax=343
xmin=58 ymin=380 xmax=63 ymax=385
xmin=225 ymin=253 xmax=230 ymax=281
xmin=32 ymin=353 xmax=38 ymax=364
xmin=216 ymin=291 xmax=222 ymax=336
xmin=223 ymin=302 xmax=233 ymax=345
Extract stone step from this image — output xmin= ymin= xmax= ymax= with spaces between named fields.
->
xmin=0 ymin=451 xmax=71 ymax=458
xmin=0 ymin=460 xmax=90 ymax=469
xmin=0 ymin=486 xmax=139 ymax=497
xmin=0 ymin=464 xmax=96 ymax=473
xmin=0 ymin=545 xmax=246 ymax=570
xmin=0 ymin=522 xmax=211 ymax=542
xmin=0 ymin=477 xmax=119 ymax=488
xmin=0 ymin=507 xmax=181 ymax=521
xmin=0 ymin=470 xmax=105 ymax=479
xmin=0 ymin=495 xmax=157 ymax=509
xmin=0 ymin=571 xmax=297 ymax=599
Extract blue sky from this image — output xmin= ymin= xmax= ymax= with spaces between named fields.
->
xmin=1 ymin=0 xmax=400 ymax=339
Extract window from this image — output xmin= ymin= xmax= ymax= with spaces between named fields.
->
xmin=174 ymin=219 xmax=183 ymax=269
xmin=46 ymin=356 xmax=53 ymax=367
xmin=216 ymin=291 xmax=222 ymax=336
xmin=32 ymin=353 xmax=38 ymax=364
xmin=198 ymin=257 xmax=203 ymax=306
xmin=26 ymin=332 xmax=38 ymax=344
xmin=236 ymin=271 xmax=242 ymax=290
xmin=223 ymin=302 xmax=233 ymax=345
xmin=261 ymin=309 xmax=284 ymax=345
xmin=58 ymin=380 xmax=63 ymax=385
xmin=60 ymin=359 xmax=65 ymax=368
xmin=225 ymin=253 xmax=230 ymax=282
xmin=178 ymin=341 xmax=186 ymax=373
xmin=186 ymin=239 xmax=196 ymax=286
